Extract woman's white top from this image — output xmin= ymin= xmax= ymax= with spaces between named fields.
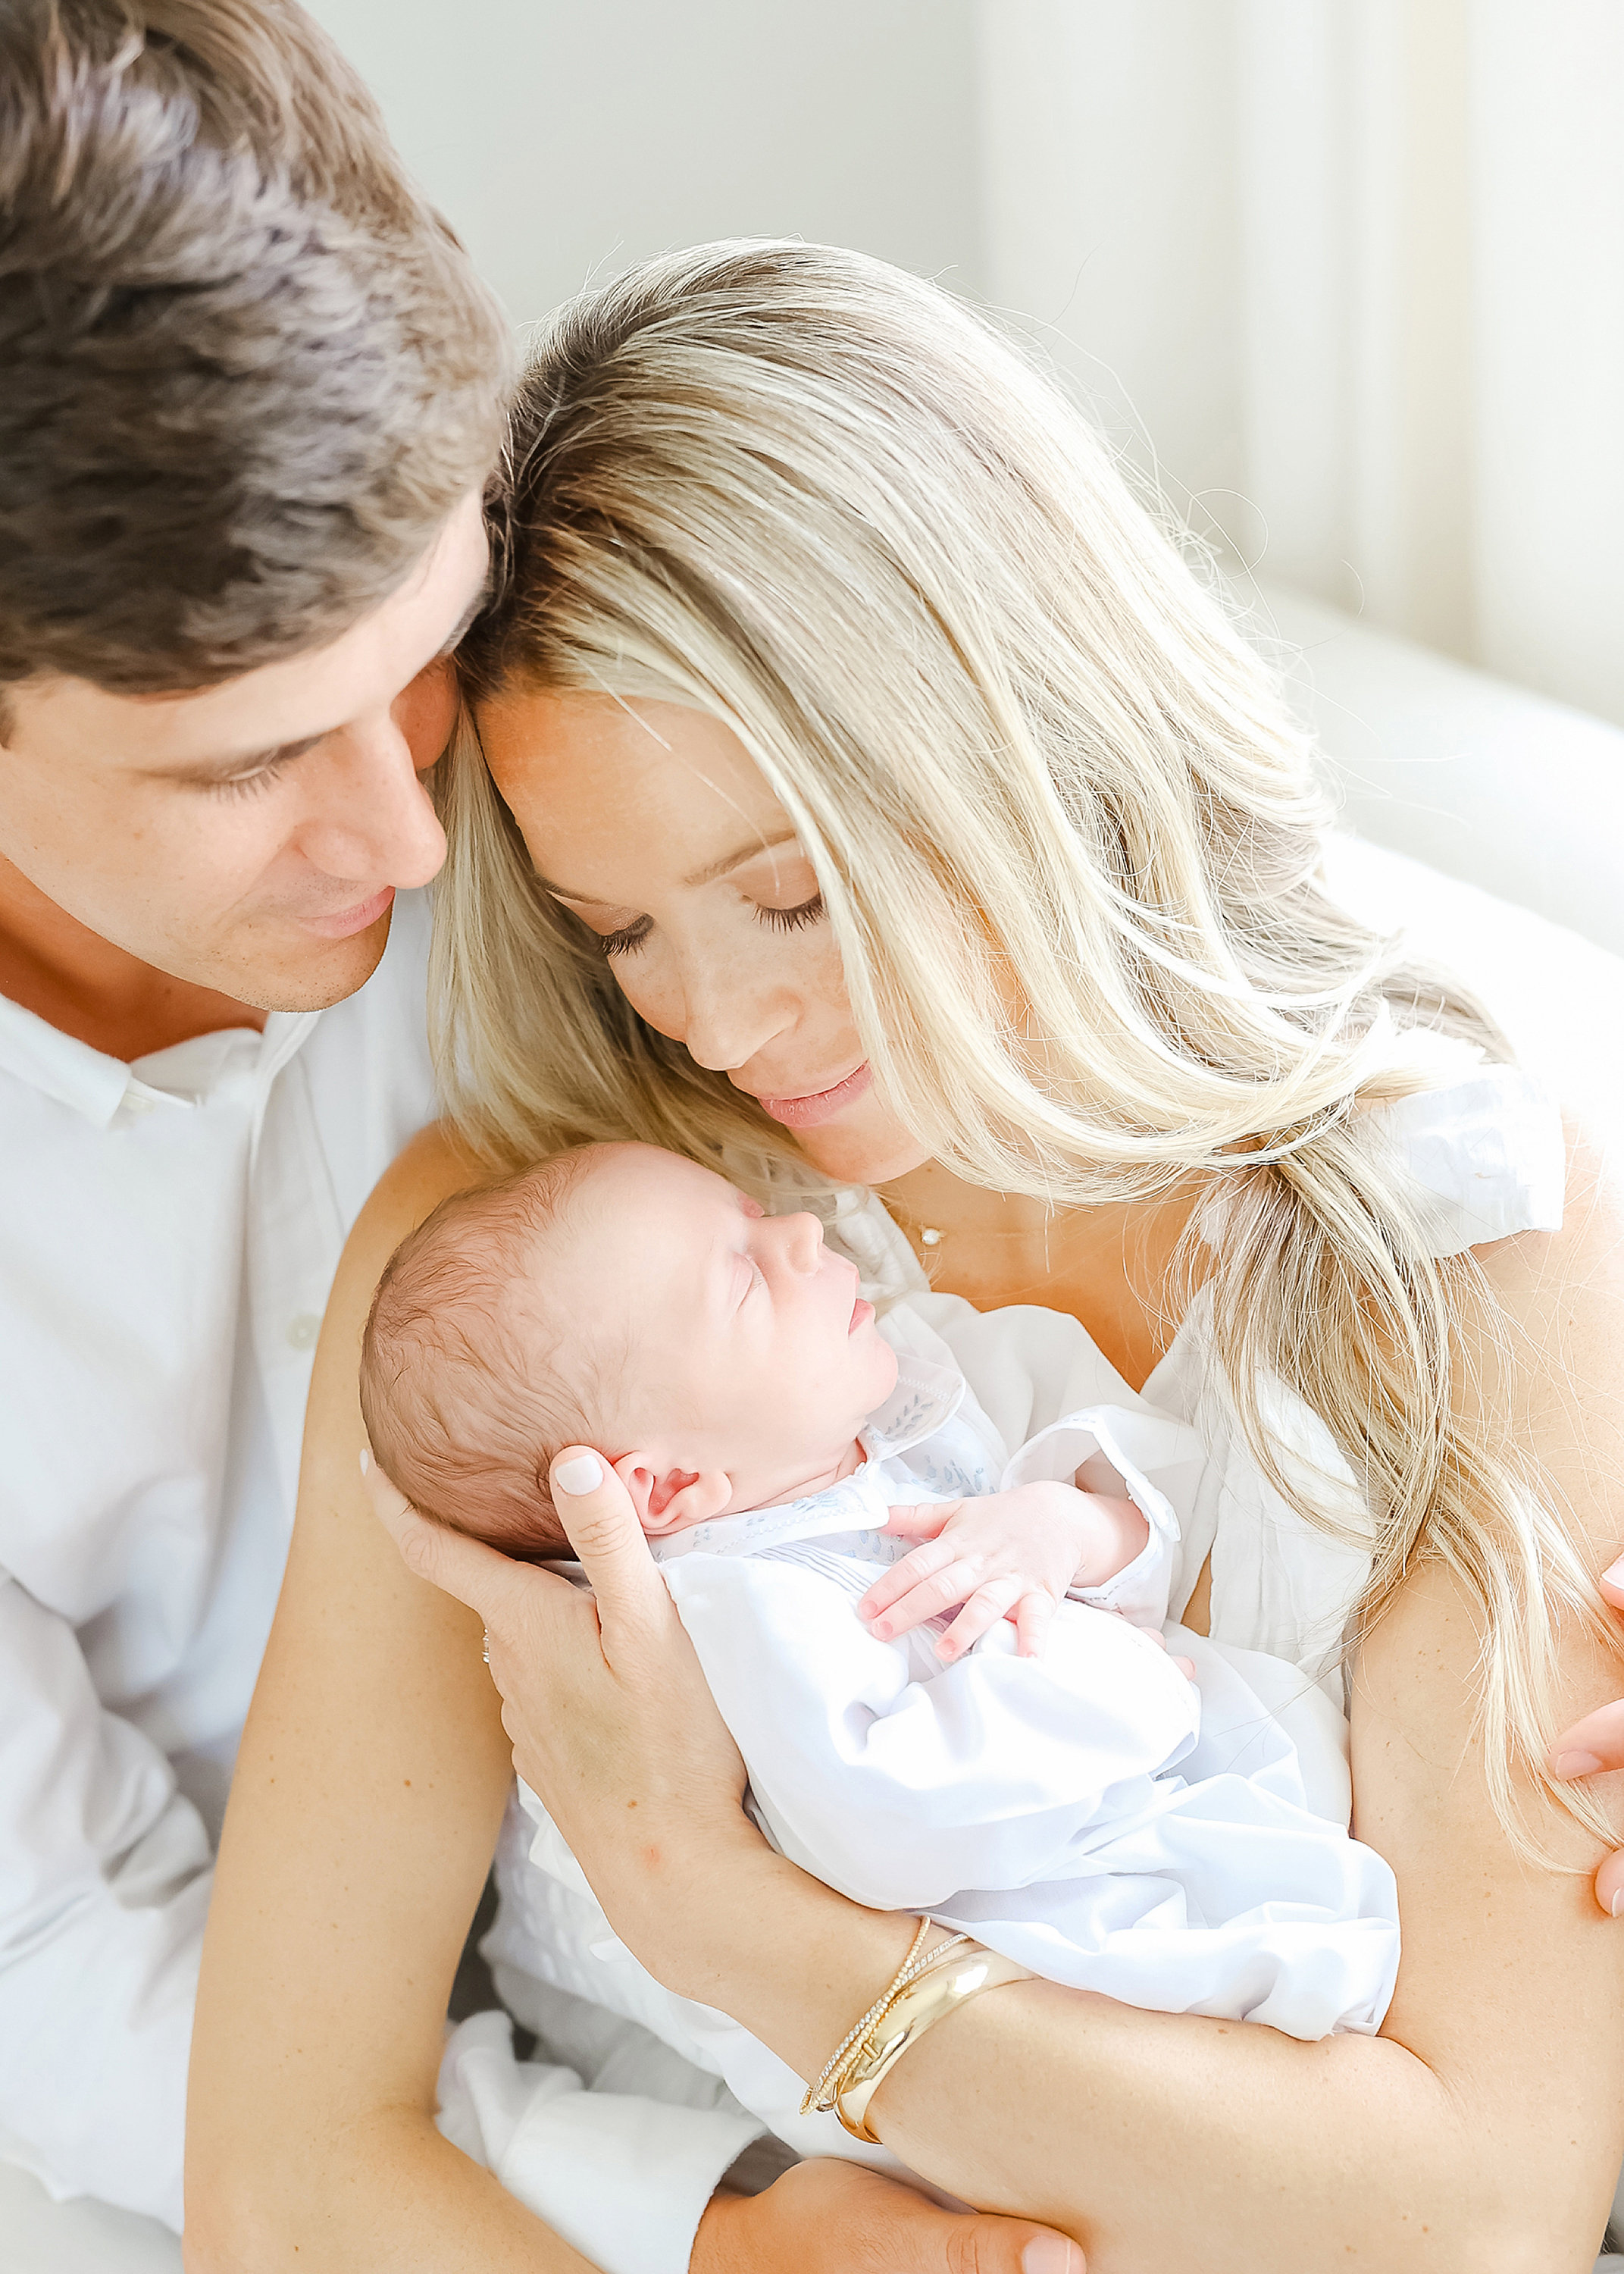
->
xmin=457 ymin=1060 xmax=1566 ymax=2272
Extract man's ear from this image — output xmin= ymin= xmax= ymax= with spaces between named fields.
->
xmin=611 ymin=1452 xmax=732 ymax=1534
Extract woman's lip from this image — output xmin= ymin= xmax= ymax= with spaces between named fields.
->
xmin=301 ymin=886 xmax=396 ymax=941
xmin=755 ymin=1062 xmax=872 ymax=1129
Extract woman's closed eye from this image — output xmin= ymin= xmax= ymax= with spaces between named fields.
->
xmin=595 ymin=892 xmax=825 ymax=960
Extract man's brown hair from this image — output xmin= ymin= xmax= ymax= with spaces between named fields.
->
xmin=0 ymin=0 xmax=511 ymax=700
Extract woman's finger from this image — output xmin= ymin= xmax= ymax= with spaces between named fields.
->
xmin=361 ymin=1447 xmax=539 ymax=1630
xmin=1596 ymin=1848 xmax=1624 ymax=1919
xmin=546 ymin=1446 xmax=670 ymax=1640
xmin=1547 ymin=1695 xmax=1624 ymax=1778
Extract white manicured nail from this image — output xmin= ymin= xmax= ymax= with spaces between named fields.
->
xmin=555 ymin=1454 xmax=604 ymax=1496
xmin=358 ymin=1449 xmax=371 ymax=1475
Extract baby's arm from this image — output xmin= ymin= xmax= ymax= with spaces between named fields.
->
xmin=857 ymin=1479 xmax=1149 ymax=1661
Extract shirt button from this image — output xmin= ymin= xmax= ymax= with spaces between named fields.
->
xmin=124 ymin=1094 xmax=157 ymax=1117
xmin=286 ymin=1313 xmax=322 ymax=1351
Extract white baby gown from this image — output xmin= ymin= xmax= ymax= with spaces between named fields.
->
xmin=462 ymin=1324 xmax=1400 ymax=2192
xmin=437 ymin=1054 xmax=1566 ymax=2266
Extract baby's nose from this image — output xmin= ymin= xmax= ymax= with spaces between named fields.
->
xmin=782 ymin=1211 xmax=825 ymax=1271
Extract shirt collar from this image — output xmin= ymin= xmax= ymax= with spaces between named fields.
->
xmin=859 ymin=1347 xmax=965 ymax=1460
xmin=0 ymin=991 xmax=319 ymax=1131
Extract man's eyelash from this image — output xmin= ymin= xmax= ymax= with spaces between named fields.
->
xmin=596 ymin=894 xmax=825 ymax=960
xmin=210 ymin=753 xmax=296 ymax=802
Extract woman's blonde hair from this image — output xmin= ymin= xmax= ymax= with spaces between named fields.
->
xmin=435 ymin=240 xmax=1610 ymax=1854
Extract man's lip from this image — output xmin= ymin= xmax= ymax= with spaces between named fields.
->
xmin=299 ymin=886 xmax=396 ymax=940
xmin=755 ymin=1062 xmax=872 ymax=1129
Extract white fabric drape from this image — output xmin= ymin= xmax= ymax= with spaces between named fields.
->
xmin=976 ymin=0 xmax=1624 ymax=727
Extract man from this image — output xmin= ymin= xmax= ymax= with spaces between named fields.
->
xmin=0 ymin=12 xmax=1081 ymax=2273
xmin=0 ymin=0 xmax=505 ymax=2241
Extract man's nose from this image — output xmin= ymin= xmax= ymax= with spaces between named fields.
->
xmin=292 ymin=713 xmax=447 ymax=887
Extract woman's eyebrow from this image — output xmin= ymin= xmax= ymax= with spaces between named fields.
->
xmin=684 ymin=830 xmax=800 ymax=889
xmin=539 ymin=830 xmax=803 ymax=904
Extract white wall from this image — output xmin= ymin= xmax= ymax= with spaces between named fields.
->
xmin=305 ymin=0 xmax=984 ymax=330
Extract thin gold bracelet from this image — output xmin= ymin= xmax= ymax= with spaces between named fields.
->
xmin=834 ymin=1939 xmax=1035 ymax=2144
xmin=799 ymin=1918 xmax=962 ymax=2116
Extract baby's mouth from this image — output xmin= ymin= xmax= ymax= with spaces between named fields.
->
xmin=849 ymin=1292 xmax=875 ymax=1334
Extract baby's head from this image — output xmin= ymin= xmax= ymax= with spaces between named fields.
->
xmin=358 ymin=1141 xmax=897 ymax=1556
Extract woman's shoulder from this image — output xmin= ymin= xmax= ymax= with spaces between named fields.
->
xmin=1367 ymin=1057 xmax=1567 ymax=1259
xmin=333 ymin=1120 xmax=494 ymax=1298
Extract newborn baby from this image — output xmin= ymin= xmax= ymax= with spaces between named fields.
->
xmin=361 ymin=1140 xmax=1401 ymax=2176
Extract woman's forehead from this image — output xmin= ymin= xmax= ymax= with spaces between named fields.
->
xmin=477 ymin=688 xmax=796 ymax=888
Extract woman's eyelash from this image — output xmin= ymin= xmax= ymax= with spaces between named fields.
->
xmin=755 ymin=893 xmax=825 ymax=936
xmin=596 ymin=894 xmax=825 ymax=960
xmin=597 ymin=916 xmax=654 ymax=959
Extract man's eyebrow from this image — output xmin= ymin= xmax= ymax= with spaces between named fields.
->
xmin=538 ymin=832 xmax=803 ymax=906
xmin=148 ymin=566 xmax=493 ymax=787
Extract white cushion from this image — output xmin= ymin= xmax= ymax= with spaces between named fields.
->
xmin=1260 ymin=584 xmax=1624 ymax=963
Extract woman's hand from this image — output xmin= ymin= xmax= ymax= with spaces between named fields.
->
xmin=695 ymin=2161 xmax=1082 ymax=2274
xmin=362 ymin=1443 xmax=755 ymax=1991
xmin=366 ymin=1455 xmax=1086 ymax=2274
xmin=1547 ymin=1557 xmax=1624 ymax=1915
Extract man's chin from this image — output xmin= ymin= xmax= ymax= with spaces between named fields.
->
xmin=227 ymin=903 xmax=396 ymax=1016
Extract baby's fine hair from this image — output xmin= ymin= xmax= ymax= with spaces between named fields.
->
xmin=358 ymin=1145 xmax=621 ymax=1556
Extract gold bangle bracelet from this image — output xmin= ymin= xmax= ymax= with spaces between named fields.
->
xmin=834 ymin=1940 xmax=1034 ymax=2144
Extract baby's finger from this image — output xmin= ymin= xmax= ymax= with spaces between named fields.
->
xmin=1013 ymin=1590 xmax=1055 ymax=1660
xmin=857 ymin=1535 xmax=957 ymax=1621
xmin=865 ymin=1558 xmax=985 ymax=1641
xmin=937 ymin=1575 xmax=1026 ymax=1661
xmin=884 ymin=1501 xmax=959 ymax=1541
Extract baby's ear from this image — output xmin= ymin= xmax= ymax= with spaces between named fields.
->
xmin=612 ymin=1453 xmax=731 ymax=1535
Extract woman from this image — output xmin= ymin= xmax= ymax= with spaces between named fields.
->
xmin=188 ymin=243 xmax=1624 ymax=2273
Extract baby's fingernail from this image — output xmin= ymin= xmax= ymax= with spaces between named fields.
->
xmin=1612 ymin=1886 xmax=1624 ymax=1919
xmin=358 ymin=1449 xmax=370 ymax=1475
xmin=554 ymin=1454 xmax=604 ymax=1496
xmin=1022 ymin=2238 xmax=1082 ymax=2274
xmin=1552 ymin=1748 xmax=1604 ymax=1778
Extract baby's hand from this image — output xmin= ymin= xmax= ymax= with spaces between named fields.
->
xmin=856 ymin=1481 xmax=1148 ymax=1662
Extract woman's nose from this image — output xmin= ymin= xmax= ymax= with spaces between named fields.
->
xmin=681 ymin=968 xmax=791 ymax=1076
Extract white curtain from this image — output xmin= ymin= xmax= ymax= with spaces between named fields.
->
xmin=975 ymin=0 xmax=1624 ymax=727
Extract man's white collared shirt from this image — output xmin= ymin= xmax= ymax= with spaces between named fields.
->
xmin=0 ymin=893 xmax=438 ymax=2225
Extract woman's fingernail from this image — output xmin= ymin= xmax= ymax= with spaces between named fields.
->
xmin=554 ymin=1454 xmax=604 ymax=1496
xmin=358 ymin=1449 xmax=370 ymax=1476
xmin=1022 ymin=2238 xmax=1082 ymax=2274
xmin=1552 ymin=1749 xmax=1604 ymax=1778
xmin=1604 ymin=1557 xmax=1624 ymax=1587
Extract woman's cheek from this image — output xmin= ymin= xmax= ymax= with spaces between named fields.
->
xmin=609 ymin=952 xmax=687 ymax=1044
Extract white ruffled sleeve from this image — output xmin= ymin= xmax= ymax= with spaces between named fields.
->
xmin=1000 ymin=1403 xmax=1206 ymax=1629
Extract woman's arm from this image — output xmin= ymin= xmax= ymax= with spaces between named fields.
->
xmin=401 ymin=1134 xmax=1624 ymax=2274
xmin=186 ymin=1126 xmax=1069 ymax=2274
xmin=185 ymin=1126 xmax=598 ymax=2272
